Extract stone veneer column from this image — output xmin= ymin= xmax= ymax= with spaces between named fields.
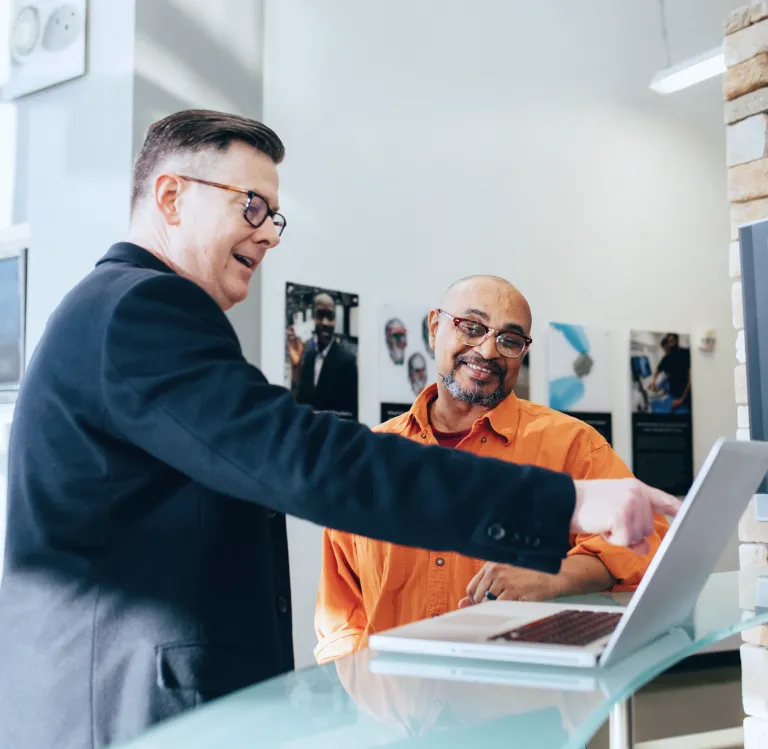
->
xmin=725 ymin=4 xmax=768 ymax=747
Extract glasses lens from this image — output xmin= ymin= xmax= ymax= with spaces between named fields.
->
xmin=456 ymin=319 xmax=487 ymax=344
xmin=245 ymin=196 xmax=269 ymax=228
xmin=496 ymin=333 xmax=527 ymax=358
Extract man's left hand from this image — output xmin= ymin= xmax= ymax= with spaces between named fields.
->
xmin=459 ymin=563 xmax=562 ymax=608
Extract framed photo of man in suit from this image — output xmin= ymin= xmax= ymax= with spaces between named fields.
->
xmin=285 ymin=282 xmax=359 ymax=421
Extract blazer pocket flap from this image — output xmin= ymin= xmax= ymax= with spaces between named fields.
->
xmin=156 ymin=642 xmax=268 ymax=695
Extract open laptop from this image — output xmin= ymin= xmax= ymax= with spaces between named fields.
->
xmin=368 ymin=438 xmax=768 ymax=668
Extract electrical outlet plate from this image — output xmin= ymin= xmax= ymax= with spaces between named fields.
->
xmin=3 ymin=1 xmax=87 ymax=101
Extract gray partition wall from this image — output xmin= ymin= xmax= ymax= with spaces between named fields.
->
xmin=739 ymin=219 xmax=768 ymax=516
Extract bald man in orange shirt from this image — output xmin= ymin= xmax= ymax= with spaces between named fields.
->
xmin=314 ymin=276 xmax=669 ymax=664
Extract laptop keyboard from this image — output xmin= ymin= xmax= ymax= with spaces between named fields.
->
xmin=489 ymin=610 xmax=622 ymax=647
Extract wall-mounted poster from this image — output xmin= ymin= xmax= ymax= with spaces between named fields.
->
xmin=630 ymin=330 xmax=693 ymax=496
xmin=547 ymin=323 xmax=613 ymax=444
xmin=0 ymin=246 xmax=26 ymax=391
xmin=379 ymin=303 xmax=436 ymax=423
xmin=285 ymin=283 xmax=359 ymax=421
xmin=5 ymin=1 xmax=87 ymax=101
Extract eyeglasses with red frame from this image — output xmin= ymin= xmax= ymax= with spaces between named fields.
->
xmin=438 ymin=309 xmax=532 ymax=359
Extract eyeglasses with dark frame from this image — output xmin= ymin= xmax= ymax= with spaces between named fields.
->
xmin=178 ymin=175 xmax=286 ymax=236
xmin=438 ymin=309 xmax=532 ymax=359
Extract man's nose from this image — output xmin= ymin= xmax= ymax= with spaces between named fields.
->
xmin=254 ymin=219 xmax=281 ymax=249
xmin=477 ymin=334 xmax=499 ymax=360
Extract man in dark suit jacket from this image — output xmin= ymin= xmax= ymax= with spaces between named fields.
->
xmin=0 ymin=110 xmax=678 ymax=749
xmin=289 ymin=292 xmax=358 ymax=420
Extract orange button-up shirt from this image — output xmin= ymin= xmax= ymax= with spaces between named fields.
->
xmin=314 ymin=384 xmax=669 ymax=664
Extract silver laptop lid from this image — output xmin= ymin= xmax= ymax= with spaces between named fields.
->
xmin=600 ymin=438 xmax=768 ymax=666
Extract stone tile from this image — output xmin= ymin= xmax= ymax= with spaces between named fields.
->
xmin=751 ymin=1 xmax=768 ymax=26
xmin=737 ymin=363 xmax=750 ymax=404
xmin=741 ymin=543 xmax=768 ymax=567
xmin=741 ymin=500 xmax=768 ymax=543
xmin=728 ymin=114 xmax=768 ymax=166
xmin=734 ymin=281 xmax=745 ymax=328
xmin=739 ymin=405 xmax=752 ymax=429
xmin=727 ymin=5 xmax=753 ymax=36
xmin=726 ymin=18 xmax=768 ymax=68
xmin=725 ymin=53 xmax=768 ymax=101
xmin=742 ymin=643 xmax=768 ymax=719
xmin=727 ymin=86 xmax=768 ymax=124
xmin=729 ymin=157 xmax=768 ymax=202
xmin=731 ymin=240 xmax=743 ymax=278
xmin=738 ymin=329 xmax=747 ymax=364
xmin=730 ymin=197 xmax=768 ymax=239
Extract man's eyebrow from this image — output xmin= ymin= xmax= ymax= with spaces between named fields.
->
xmin=463 ymin=308 xmax=489 ymax=321
xmin=500 ymin=323 xmax=526 ymax=335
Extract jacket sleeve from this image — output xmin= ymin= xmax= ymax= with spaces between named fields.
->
xmin=566 ymin=441 xmax=669 ymax=590
xmin=100 ymin=275 xmax=576 ymax=572
xmin=314 ymin=529 xmax=366 ymax=663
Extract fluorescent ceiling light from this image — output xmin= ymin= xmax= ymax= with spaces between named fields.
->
xmin=649 ymin=45 xmax=725 ymax=94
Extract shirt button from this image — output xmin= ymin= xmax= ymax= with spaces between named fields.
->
xmin=481 ymin=437 xmax=487 ymax=443
xmin=487 ymin=523 xmax=506 ymax=541
xmin=421 ymin=433 xmax=427 ymax=439
xmin=436 ymin=557 xmax=445 ymax=567
xmin=278 ymin=596 xmax=289 ymax=614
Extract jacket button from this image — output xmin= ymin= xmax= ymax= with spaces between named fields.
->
xmin=436 ymin=557 xmax=445 ymax=567
xmin=487 ymin=523 xmax=506 ymax=541
xmin=278 ymin=596 xmax=289 ymax=614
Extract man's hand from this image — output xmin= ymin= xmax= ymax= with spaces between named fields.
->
xmin=571 ymin=478 xmax=680 ymax=554
xmin=286 ymin=326 xmax=304 ymax=368
xmin=459 ymin=563 xmax=561 ymax=608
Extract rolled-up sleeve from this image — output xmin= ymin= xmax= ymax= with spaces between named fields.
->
xmin=566 ymin=443 xmax=669 ymax=591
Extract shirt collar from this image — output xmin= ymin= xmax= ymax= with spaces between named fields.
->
xmin=96 ymin=242 xmax=175 ymax=275
xmin=403 ymin=383 xmax=520 ymax=443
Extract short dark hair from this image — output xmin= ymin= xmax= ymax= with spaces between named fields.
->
xmin=131 ymin=109 xmax=285 ymax=211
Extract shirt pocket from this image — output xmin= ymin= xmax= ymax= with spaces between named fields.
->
xmin=353 ymin=536 xmax=408 ymax=592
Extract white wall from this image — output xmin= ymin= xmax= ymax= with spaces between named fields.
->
xmin=262 ymin=0 xmax=741 ymax=667
xmin=133 ymin=0 xmax=267 ymax=365
xmin=12 ymin=1 xmax=137 ymax=353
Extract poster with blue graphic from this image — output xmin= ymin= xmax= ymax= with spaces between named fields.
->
xmin=630 ymin=330 xmax=693 ymax=496
xmin=547 ymin=323 xmax=613 ymax=444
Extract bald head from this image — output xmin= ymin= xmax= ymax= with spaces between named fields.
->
xmin=428 ymin=275 xmax=532 ymax=411
xmin=440 ymin=275 xmax=532 ymax=332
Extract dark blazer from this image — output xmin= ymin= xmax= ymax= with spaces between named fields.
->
xmin=296 ymin=339 xmax=358 ymax=420
xmin=0 ymin=243 xmax=576 ymax=749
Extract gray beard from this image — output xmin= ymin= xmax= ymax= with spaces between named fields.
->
xmin=440 ymin=369 xmax=511 ymax=409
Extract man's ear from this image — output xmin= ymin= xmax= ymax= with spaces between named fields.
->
xmin=427 ymin=308 xmax=440 ymax=350
xmin=154 ymin=174 xmax=184 ymax=226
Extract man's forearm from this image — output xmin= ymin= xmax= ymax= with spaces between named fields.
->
xmin=553 ymin=555 xmax=616 ymax=597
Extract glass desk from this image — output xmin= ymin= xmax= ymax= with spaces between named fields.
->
xmin=116 ymin=570 xmax=768 ymax=749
